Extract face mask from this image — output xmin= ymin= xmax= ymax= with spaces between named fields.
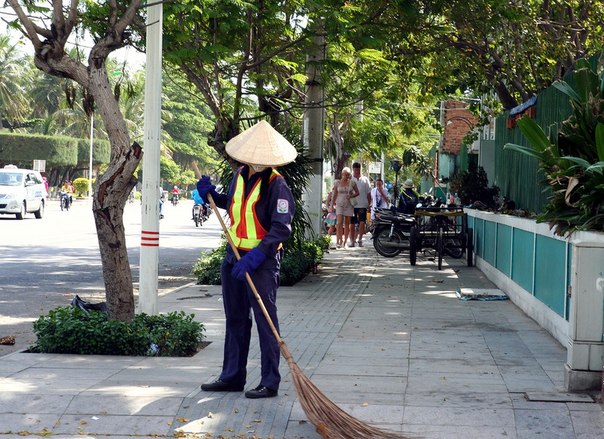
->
xmin=250 ymin=164 xmax=268 ymax=173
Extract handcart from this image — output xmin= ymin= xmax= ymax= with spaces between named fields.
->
xmin=409 ymin=206 xmax=474 ymax=270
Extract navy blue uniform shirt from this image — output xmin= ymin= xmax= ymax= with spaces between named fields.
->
xmin=213 ymin=165 xmax=295 ymax=262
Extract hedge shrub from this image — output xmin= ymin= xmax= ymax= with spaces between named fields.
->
xmin=0 ymin=132 xmax=78 ymax=166
xmin=30 ymin=308 xmax=204 ymax=356
xmin=193 ymin=235 xmax=330 ymax=287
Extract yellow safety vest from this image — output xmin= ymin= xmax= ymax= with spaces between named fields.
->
xmin=228 ymin=168 xmax=280 ymax=250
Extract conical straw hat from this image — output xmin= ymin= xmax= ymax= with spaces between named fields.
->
xmin=403 ymin=178 xmax=414 ymax=188
xmin=225 ymin=120 xmax=298 ymax=167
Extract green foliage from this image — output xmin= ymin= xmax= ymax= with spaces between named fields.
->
xmin=450 ymin=162 xmax=500 ymax=208
xmin=281 ymin=238 xmax=327 ymax=286
xmin=140 ymin=312 xmax=205 ymax=357
xmin=162 ymin=0 xmax=308 ymax=151
xmin=192 ymin=241 xmax=227 ymax=285
xmin=30 ymin=307 xmax=204 ymax=357
xmin=162 ymin=71 xmax=218 ymax=171
xmin=504 ymin=58 xmax=604 ymax=235
xmin=160 ymin=155 xmax=182 ymax=185
xmin=365 ymin=1 xmax=604 ymax=110
xmin=280 ymin=248 xmax=312 ymax=286
xmin=193 ymin=237 xmax=328 ymax=287
xmin=0 ymin=132 xmax=78 ymax=166
xmin=0 ymin=132 xmax=112 ymax=169
xmin=179 ymin=169 xmax=198 ymax=188
xmin=72 ymin=177 xmax=89 ymax=197
xmin=77 ymin=138 xmax=111 ymax=165
xmin=0 ymin=35 xmax=29 ymax=125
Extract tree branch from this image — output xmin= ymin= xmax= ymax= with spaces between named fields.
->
xmin=90 ymin=1 xmax=143 ymax=66
xmin=6 ymin=0 xmax=42 ymax=48
xmin=65 ymin=0 xmax=80 ymax=37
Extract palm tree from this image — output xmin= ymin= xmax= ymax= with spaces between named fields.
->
xmin=118 ymin=69 xmax=146 ymax=142
xmin=27 ymin=59 xmax=67 ymax=119
xmin=0 ymin=35 xmax=29 ymax=128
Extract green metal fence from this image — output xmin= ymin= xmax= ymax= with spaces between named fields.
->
xmin=492 ymin=53 xmax=601 ymax=213
xmin=493 ymin=85 xmax=572 ymax=212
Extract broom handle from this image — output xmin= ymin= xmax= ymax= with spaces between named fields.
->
xmin=207 ymin=193 xmax=285 ymax=348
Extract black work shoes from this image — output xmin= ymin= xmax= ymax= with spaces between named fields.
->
xmin=244 ymin=385 xmax=278 ymax=399
xmin=200 ymin=380 xmax=278 ymax=398
xmin=200 ymin=379 xmax=244 ymax=392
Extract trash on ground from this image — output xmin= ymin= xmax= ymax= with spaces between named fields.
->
xmin=455 ymin=287 xmax=509 ymax=301
xmin=71 ymin=295 xmax=108 ymax=314
xmin=0 ymin=335 xmax=16 ymax=345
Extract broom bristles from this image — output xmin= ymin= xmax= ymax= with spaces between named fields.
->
xmin=286 ymin=358 xmax=417 ymax=439
xmin=208 ymin=195 xmax=416 ymax=438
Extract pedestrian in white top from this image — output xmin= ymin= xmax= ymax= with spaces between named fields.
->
xmin=349 ymin=162 xmax=372 ymax=247
xmin=370 ymin=178 xmax=390 ymax=221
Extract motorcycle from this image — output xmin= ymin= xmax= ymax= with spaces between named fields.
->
xmin=192 ymin=204 xmax=210 ymax=227
xmin=202 ymin=204 xmax=211 ymax=220
xmin=413 ymin=197 xmax=464 ymax=260
xmin=59 ymin=191 xmax=71 ymax=211
xmin=193 ymin=204 xmax=203 ymax=227
xmin=371 ymin=207 xmax=416 ymax=257
xmin=171 ymin=193 xmax=179 ymax=206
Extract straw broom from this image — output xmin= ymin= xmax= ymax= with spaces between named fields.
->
xmin=208 ymin=194 xmax=415 ymax=439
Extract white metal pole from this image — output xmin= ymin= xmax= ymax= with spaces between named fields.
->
xmin=302 ymin=26 xmax=326 ymax=239
xmin=88 ymin=112 xmax=94 ymax=199
xmin=138 ymin=1 xmax=163 ymax=315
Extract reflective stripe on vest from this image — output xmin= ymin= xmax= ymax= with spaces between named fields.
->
xmin=228 ymin=169 xmax=280 ymax=250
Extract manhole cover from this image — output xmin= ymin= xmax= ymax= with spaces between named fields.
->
xmin=525 ymin=392 xmax=594 ymax=403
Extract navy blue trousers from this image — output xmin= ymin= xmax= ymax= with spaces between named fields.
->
xmin=218 ymin=258 xmax=281 ymax=390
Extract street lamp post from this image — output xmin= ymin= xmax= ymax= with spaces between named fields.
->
xmin=88 ymin=112 xmax=94 ymax=199
xmin=138 ymin=0 xmax=163 ymax=315
xmin=390 ymin=159 xmax=402 ymax=209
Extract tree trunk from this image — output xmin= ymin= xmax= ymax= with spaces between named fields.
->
xmin=8 ymin=0 xmax=145 ymax=321
xmin=89 ymin=63 xmax=141 ymax=321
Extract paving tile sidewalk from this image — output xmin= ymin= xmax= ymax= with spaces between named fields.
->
xmin=0 ymin=244 xmax=602 ymax=438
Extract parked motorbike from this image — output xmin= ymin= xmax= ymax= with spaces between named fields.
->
xmin=59 ymin=191 xmax=71 ymax=211
xmin=372 ymin=207 xmax=416 ymax=257
xmin=414 ymin=197 xmax=464 ymax=259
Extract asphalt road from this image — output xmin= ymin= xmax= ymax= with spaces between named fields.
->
xmin=0 ymin=196 xmax=222 ymax=356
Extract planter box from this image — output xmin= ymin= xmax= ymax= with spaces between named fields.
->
xmin=465 ymin=209 xmax=604 ymax=391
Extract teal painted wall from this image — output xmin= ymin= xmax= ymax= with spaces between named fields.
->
xmin=495 ymin=224 xmax=512 ymax=276
xmin=475 ymin=218 xmax=484 ymax=258
xmin=472 ymin=215 xmax=567 ymax=319
xmin=467 ymin=215 xmax=476 ymax=236
xmin=483 ymin=221 xmax=497 ymax=265
xmin=511 ymin=228 xmax=534 ymax=294
xmin=534 ymin=235 xmax=567 ymax=316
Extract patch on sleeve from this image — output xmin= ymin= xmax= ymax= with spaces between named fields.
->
xmin=277 ymin=199 xmax=289 ymax=213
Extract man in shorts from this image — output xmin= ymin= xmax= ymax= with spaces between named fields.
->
xmin=349 ymin=162 xmax=372 ymax=247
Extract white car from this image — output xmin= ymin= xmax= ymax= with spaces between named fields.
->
xmin=0 ymin=165 xmax=47 ymax=219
